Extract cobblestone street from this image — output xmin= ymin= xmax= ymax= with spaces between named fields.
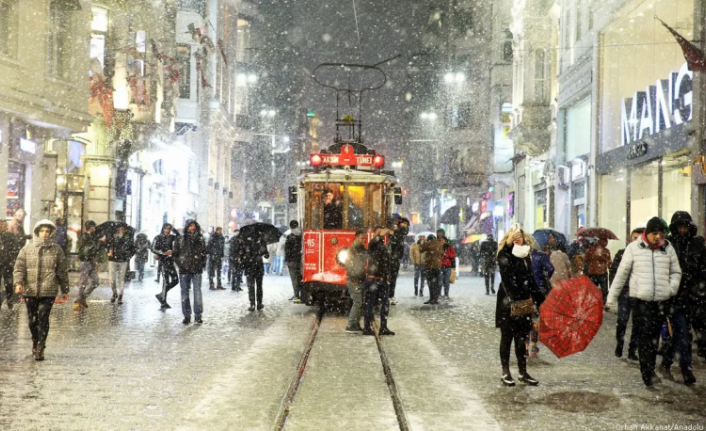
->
xmin=0 ymin=271 xmax=705 ymax=430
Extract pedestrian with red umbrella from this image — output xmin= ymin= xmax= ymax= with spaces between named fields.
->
xmin=606 ymin=217 xmax=682 ymax=387
xmin=585 ymin=238 xmax=612 ymax=304
xmin=496 ymin=224 xmax=545 ymax=386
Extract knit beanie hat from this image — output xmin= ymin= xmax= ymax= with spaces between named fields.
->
xmin=645 ymin=217 xmax=667 ymax=235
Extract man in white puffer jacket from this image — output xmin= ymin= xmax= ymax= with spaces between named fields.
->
xmin=606 ymin=217 xmax=682 ymax=387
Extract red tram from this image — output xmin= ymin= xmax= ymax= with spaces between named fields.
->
xmin=292 ymin=141 xmax=400 ymax=305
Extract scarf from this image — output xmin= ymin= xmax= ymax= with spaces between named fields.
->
xmin=642 ymin=232 xmax=665 ymax=251
xmin=512 ymin=244 xmax=531 ymax=259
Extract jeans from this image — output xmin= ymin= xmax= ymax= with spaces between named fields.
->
xmin=287 ymin=263 xmax=302 ymax=298
xmin=413 ymin=264 xmax=425 ymax=295
xmin=441 ymin=267 xmax=452 ymax=296
xmin=500 ymin=325 xmax=528 ymax=374
xmin=273 ymin=256 xmax=284 ymax=275
xmin=108 ymin=261 xmax=129 ymax=296
xmin=208 ymin=257 xmax=223 ymax=287
xmin=136 ymin=260 xmax=146 ymax=279
xmin=347 ymin=280 xmax=364 ymax=328
xmin=25 ymin=297 xmax=55 ymax=347
xmin=425 ymin=268 xmax=441 ymax=302
xmin=263 ymin=263 xmax=270 ymax=274
xmin=1 ymin=263 xmax=14 ymax=302
xmin=231 ymin=263 xmax=243 ymax=290
xmin=389 ymin=260 xmax=400 ymax=298
xmin=180 ymin=273 xmax=203 ymax=318
xmin=616 ymin=291 xmax=638 ymax=354
xmin=364 ymin=278 xmax=390 ymax=331
xmin=247 ymin=273 xmax=264 ymax=306
xmin=632 ymin=299 xmax=668 ymax=382
xmin=588 ymin=274 xmax=609 ymax=304
xmin=661 ymin=310 xmax=693 ymax=374
xmin=77 ymin=261 xmax=100 ymax=302
xmin=484 ymin=263 xmax=496 ymax=293
xmin=159 ymin=261 xmax=179 ymax=300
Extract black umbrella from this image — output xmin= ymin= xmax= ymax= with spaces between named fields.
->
xmin=95 ymin=221 xmax=135 ymax=239
xmin=239 ymin=222 xmax=282 ymax=244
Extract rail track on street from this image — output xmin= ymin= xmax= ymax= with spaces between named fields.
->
xmin=273 ymin=307 xmax=410 ymax=431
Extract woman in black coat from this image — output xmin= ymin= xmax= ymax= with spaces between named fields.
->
xmin=496 ymin=226 xmax=545 ymax=386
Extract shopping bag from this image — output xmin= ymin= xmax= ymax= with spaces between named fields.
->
xmin=449 ymin=269 xmax=457 ymax=284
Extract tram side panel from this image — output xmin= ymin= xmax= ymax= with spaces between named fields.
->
xmin=302 ymin=230 xmax=357 ymax=301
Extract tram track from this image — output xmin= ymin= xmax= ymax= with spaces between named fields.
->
xmin=273 ymin=307 xmax=410 ymax=431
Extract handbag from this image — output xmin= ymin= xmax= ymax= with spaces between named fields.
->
xmin=449 ymin=269 xmax=457 ymax=284
xmin=501 ymin=282 xmax=535 ymax=317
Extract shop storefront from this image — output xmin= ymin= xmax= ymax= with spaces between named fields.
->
xmin=597 ymin=0 xmax=694 ymax=254
xmin=4 ymin=120 xmax=42 ymax=233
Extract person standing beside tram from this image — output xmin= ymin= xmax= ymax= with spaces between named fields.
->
xmin=345 ymin=229 xmax=368 ymax=333
xmin=285 ymin=220 xmax=303 ymax=302
xmin=364 ymin=226 xmax=395 ymax=336
xmin=388 ymin=218 xmax=408 ymax=305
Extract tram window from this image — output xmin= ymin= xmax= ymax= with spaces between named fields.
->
xmin=347 ymin=185 xmax=366 ymax=228
xmin=369 ymin=184 xmax=384 ymax=227
xmin=308 ymin=184 xmax=344 ymax=230
xmin=308 ymin=187 xmax=322 ymax=229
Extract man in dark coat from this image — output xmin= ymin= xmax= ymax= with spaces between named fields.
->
xmin=0 ymin=219 xmax=20 ymax=309
xmin=345 ymin=229 xmax=368 ymax=332
xmin=284 ymin=220 xmax=303 ymax=302
xmin=322 ymin=189 xmax=343 ymax=229
xmin=74 ymin=220 xmax=105 ymax=309
xmin=107 ymin=225 xmax=136 ymax=304
xmin=659 ymin=211 xmax=704 ymax=385
xmin=175 ymin=220 xmax=207 ymax=324
xmin=610 ymin=227 xmax=643 ymax=360
xmin=387 ymin=218 xmax=409 ymax=305
xmin=363 ymin=226 xmax=395 ymax=336
xmin=238 ymin=235 xmax=269 ymax=311
xmin=228 ymin=232 xmax=244 ymax=292
xmin=480 ymin=235 xmax=498 ymax=295
xmin=152 ymin=223 xmax=180 ymax=309
xmin=206 ymin=227 xmax=226 ymax=290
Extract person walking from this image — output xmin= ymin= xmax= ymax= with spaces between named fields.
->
xmin=548 ymin=243 xmax=571 ymax=288
xmin=470 ymin=243 xmax=481 ymax=276
xmin=585 ymin=238 xmax=612 ymax=304
xmin=239 ymin=236 xmax=269 ymax=311
xmin=13 ymin=220 xmax=69 ymax=360
xmin=421 ymin=234 xmax=444 ymax=305
xmin=285 ymin=221 xmax=303 ymax=302
xmin=387 ymin=218 xmax=408 ymax=305
xmin=73 ymin=220 xmax=105 ymax=310
xmin=606 ymin=217 xmax=682 ymax=387
xmin=8 ymin=208 xmax=28 ymax=247
xmin=658 ymin=212 xmax=704 ymax=385
xmin=53 ymin=217 xmax=69 ymax=253
xmin=440 ymin=236 xmax=457 ymax=300
xmin=107 ymin=225 xmax=135 ymax=305
xmin=152 ymin=223 xmax=180 ymax=309
xmin=0 ymin=220 xmax=20 ymax=310
xmin=229 ymin=232 xmax=244 ymax=292
xmin=410 ymin=235 xmax=426 ymax=296
xmin=610 ymin=227 xmax=643 ymax=360
xmin=364 ymin=226 xmax=395 ymax=336
xmin=175 ymin=220 xmax=207 ymax=324
xmin=480 ymin=235 xmax=498 ymax=294
xmin=134 ymin=233 xmax=150 ymax=282
xmin=207 ymin=227 xmax=226 ymax=290
xmin=528 ymin=242 xmax=554 ymax=356
xmin=496 ymin=224 xmax=545 ymax=386
xmin=345 ymin=229 xmax=368 ymax=332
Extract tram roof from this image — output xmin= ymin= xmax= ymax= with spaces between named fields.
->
xmin=298 ymin=168 xmax=397 ymax=184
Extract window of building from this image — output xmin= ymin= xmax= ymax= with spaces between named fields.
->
xmin=599 ymin=171 xmax=627 ymax=257
xmin=450 ymin=102 xmax=471 ymax=129
xmin=662 ymin=153 xmax=692 ymax=220
xmin=562 ymin=9 xmax=570 ymax=49
xmin=575 ymin=1 xmax=583 ymax=40
xmin=565 ymin=97 xmax=591 ymax=160
xmin=502 ymin=41 xmax=513 ymax=63
xmin=176 ymin=44 xmax=191 ymax=99
xmin=588 ymin=0 xmax=594 ymax=30
xmin=534 ymin=49 xmax=546 ymax=102
xmin=90 ymin=6 xmax=108 ymax=72
xmin=48 ymin=0 xmax=72 ymax=80
xmin=0 ymin=0 xmax=18 ymax=58
xmin=236 ymin=16 xmax=251 ymax=63
xmin=630 ymin=161 xmax=659 ymax=228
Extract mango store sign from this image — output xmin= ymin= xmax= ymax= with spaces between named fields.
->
xmin=621 ymin=62 xmax=692 ymax=146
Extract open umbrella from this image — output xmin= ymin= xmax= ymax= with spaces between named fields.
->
xmin=539 ymin=275 xmax=604 ymax=359
xmin=462 ymin=234 xmax=484 ymax=244
xmin=239 ymin=222 xmax=282 ymax=244
xmin=578 ymin=227 xmax=618 ymax=240
xmin=533 ymin=229 xmax=568 ymax=248
xmin=94 ymin=221 xmax=135 ymax=239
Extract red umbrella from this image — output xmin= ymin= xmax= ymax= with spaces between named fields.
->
xmin=577 ymin=227 xmax=618 ymax=240
xmin=539 ymin=275 xmax=604 ymax=358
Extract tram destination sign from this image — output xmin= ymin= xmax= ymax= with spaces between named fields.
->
xmin=621 ymin=62 xmax=692 ymax=146
xmin=320 ymin=144 xmax=373 ymax=167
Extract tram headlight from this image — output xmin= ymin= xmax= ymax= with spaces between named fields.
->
xmin=336 ymin=248 xmax=349 ymax=266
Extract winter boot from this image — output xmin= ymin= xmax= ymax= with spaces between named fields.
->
xmin=35 ymin=345 xmax=45 ymax=361
xmin=615 ymin=341 xmax=624 ymax=358
xmin=110 ymin=293 xmax=117 ymax=303
xmin=117 ymin=295 xmax=123 ymax=305
xmin=32 ymin=339 xmax=37 ymax=357
xmin=209 ymin=282 xmax=216 ymax=291
xmin=683 ymin=371 xmax=697 ymax=386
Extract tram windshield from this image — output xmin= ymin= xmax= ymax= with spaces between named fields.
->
xmin=305 ymin=183 xmax=388 ymax=230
